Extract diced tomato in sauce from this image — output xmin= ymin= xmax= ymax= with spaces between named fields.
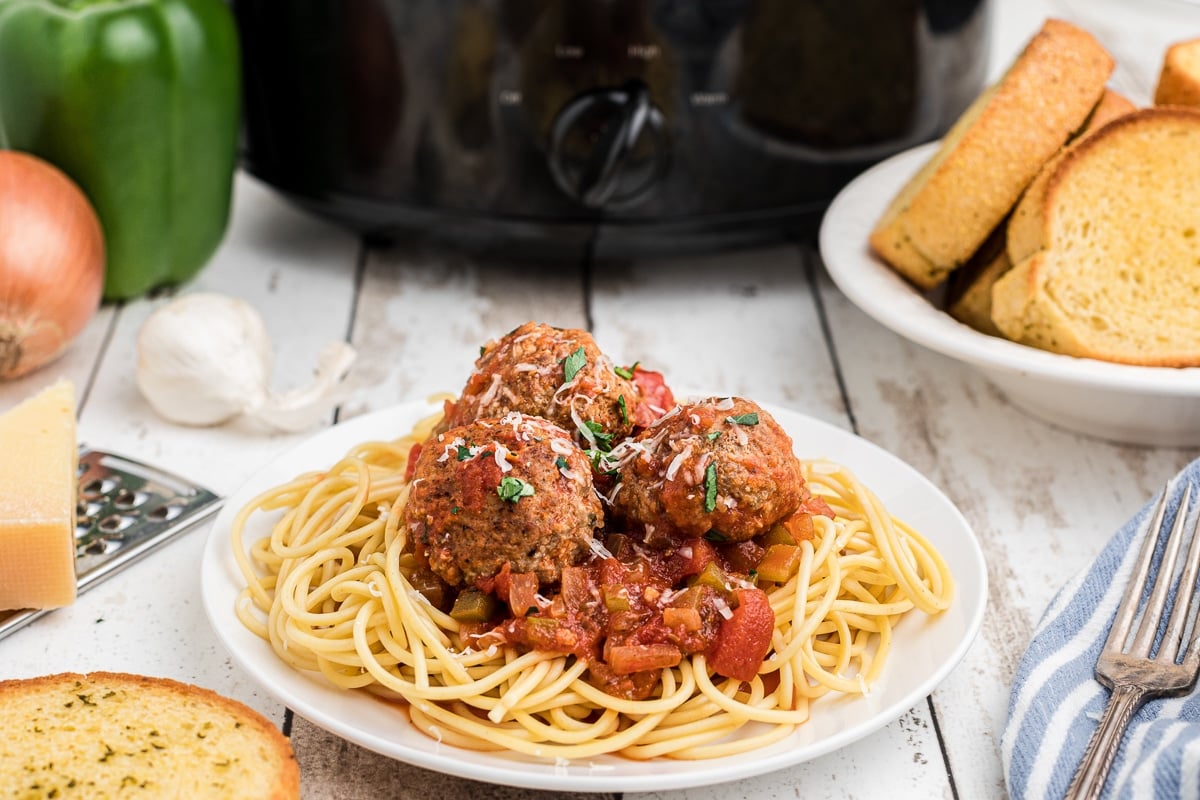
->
xmin=586 ymin=661 xmax=663 ymax=700
xmin=720 ymin=540 xmax=766 ymax=575
xmin=707 ymin=588 xmax=775 ymax=683
xmin=631 ymin=367 xmax=674 ymax=428
xmin=507 ymin=571 xmax=540 ymax=617
xmin=607 ymin=643 xmax=682 ymax=675
xmin=799 ymin=484 xmax=835 ymax=519
xmin=781 ymin=512 xmax=814 ymax=542
xmin=482 ymin=561 xmax=512 ymax=598
xmin=488 ymin=542 xmax=723 ymax=695
xmin=463 ymin=530 xmax=786 ymax=698
xmin=667 ymin=537 xmax=717 ymax=581
xmin=403 ymin=441 xmax=422 ymax=482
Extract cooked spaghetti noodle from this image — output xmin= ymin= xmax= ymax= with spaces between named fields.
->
xmin=231 ymin=408 xmax=953 ymax=760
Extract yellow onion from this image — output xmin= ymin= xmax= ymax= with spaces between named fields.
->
xmin=0 ymin=150 xmax=105 ymax=379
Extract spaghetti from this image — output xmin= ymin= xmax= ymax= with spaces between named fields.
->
xmin=231 ymin=406 xmax=954 ymax=761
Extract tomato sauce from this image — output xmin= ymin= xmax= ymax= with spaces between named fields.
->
xmin=457 ymin=525 xmax=806 ymax=700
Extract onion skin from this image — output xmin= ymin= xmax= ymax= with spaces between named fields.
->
xmin=0 ymin=151 xmax=105 ymax=379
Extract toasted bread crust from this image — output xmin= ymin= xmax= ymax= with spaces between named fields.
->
xmin=870 ymin=19 xmax=1114 ymax=289
xmin=991 ymin=107 xmax=1200 ymax=366
xmin=946 ymin=229 xmax=1010 ymax=337
xmin=947 ymin=89 xmax=1136 ymax=336
xmin=0 ymin=672 xmax=300 ymax=799
xmin=1154 ymin=37 xmax=1200 ymax=106
xmin=1006 ymin=88 xmax=1137 ymax=267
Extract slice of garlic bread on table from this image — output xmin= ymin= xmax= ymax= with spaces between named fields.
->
xmin=991 ymin=107 xmax=1200 ymax=366
xmin=0 ymin=672 xmax=300 ymax=799
xmin=869 ymin=18 xmax=1114 ymax=289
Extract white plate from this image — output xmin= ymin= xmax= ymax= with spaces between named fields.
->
xmin=201 ymin=399 xmax=986 ymax=793
xmin=819 ymin=142 xmax=1200 ymax=447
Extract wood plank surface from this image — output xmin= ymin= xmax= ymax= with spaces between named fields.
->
xmin=5 ymin=1 xmax=1200 ymax=798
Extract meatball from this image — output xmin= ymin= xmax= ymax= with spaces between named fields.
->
xmin=404 ymin=412 xmax=603 ymax=586
xmin=443 ymin=322 xmax=639 ymax=446
xmin=609 ymin=397 xmax=804 ymax=542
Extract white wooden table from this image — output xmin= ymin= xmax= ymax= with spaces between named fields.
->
xmin=3 ymin=1 xmax=1199 ymax=798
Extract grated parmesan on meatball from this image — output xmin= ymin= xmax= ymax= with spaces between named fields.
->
xmin=607 ymin=397 xmax=804 ymax=542
xmin=442 ymin=322 xmax=639 ymax=448
xmin=404 ymin=412 xmax=604 ymax=586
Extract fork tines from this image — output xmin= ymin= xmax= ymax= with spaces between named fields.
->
xmin=1066 ymin=482 xmax=1200 ymax=800
xmin=1105 ymin=483 xmax=1200 ymax=670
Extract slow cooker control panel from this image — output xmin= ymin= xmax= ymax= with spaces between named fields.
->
xmin=547 ymin=79 xmax=670 ymax=209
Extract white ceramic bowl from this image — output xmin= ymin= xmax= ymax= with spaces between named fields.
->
xmin=818 ymin=142 xmax=1200 ymax=447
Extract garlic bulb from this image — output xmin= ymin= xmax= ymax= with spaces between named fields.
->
xmin=135 ymin=292 xmax=356 ymax=431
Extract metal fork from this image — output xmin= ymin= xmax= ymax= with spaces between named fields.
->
xmin=1066 ymin=483 xmax=1200 ymax=800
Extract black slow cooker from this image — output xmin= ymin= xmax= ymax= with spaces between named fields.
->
xmin=233 ymin=0 xmax=991 ymax=257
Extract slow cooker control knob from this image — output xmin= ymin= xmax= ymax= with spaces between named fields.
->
xmin=548 ymin=80 xmax=669 ymax=209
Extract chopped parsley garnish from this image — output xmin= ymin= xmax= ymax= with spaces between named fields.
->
xmin=584 ymin=449 xmax=620 ymax=477
xmin=497 ymin=476 xmax=535 ymax=503
xmin=706 ymin=431 xmax=722 ymax=441
xmin=617 ymin=394 xmax=629 ymax=425
xmin=703 ymin=463 xmax=718 ymax=512
xmin=563 ymin=346 xmax=587 ymax=383
xmin=704 ymin=529 xmax=727 ymax=542
xmin=614 ymin=361 xmax=639 ymax=380
xmin=583 ymin=421 xmax=615 ymax=451
xmin=555 ymin=456 xmax=569 ymax=470
xmin=451 ymin=506 xmax=461 ymax=515
xmin=726 ymin=412 xmax=760 ymax=425
xmin=456 ymin=444 xmax=472 ymax=461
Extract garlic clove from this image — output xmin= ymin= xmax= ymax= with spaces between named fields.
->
xmin=135 ymin=291 xmax=358 ymax=432
xmin=136 ymin=293 xmax=274 ymax=427
xmin=246 ymin=341 xmax=357 ymax=433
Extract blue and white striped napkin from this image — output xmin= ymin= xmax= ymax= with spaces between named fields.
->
xmin=1002 ymin=459 xmax=1200 ymax=800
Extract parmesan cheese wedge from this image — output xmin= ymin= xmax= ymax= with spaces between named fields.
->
xmin=0 ymin=380 xmax=77 ymax=610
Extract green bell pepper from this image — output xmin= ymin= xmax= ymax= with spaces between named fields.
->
xmin=0 ymin=0 xmax=240 ymax=300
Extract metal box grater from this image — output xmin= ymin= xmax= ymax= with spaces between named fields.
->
xmin=0 ymin=447 xmax=223 ymax=641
